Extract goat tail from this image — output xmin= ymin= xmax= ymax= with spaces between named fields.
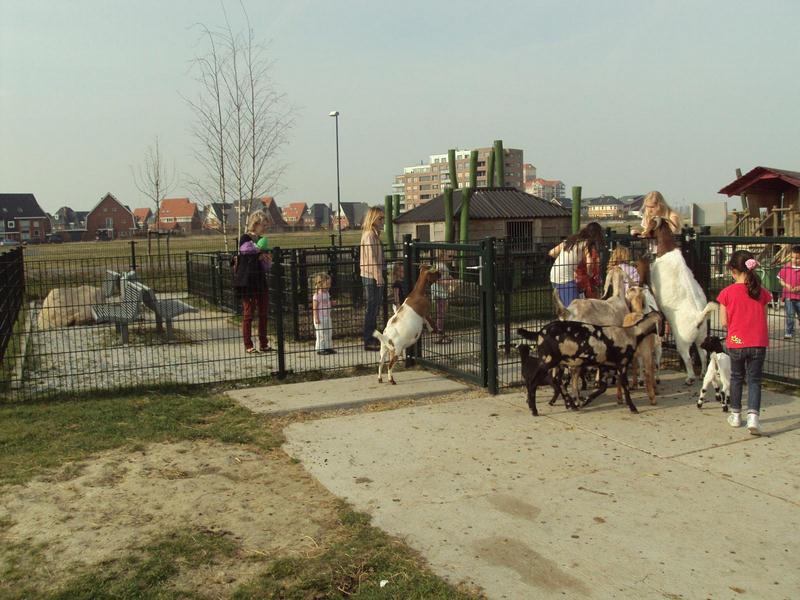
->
xmin=372 ymin=330 xmax=393 ymax=348
xmin=517 ymin=327 xmax=538 ymax=341
xmin=694 ymin=302 xmax=718 ymax=328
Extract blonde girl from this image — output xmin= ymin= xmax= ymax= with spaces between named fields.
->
xmin=639 ymin=191 xmax=682 ymax=235
xmin=312 ymin=273 xmax=335 ymax=355
xmin=360 ymin=207 xmax=385 ymax=351
xmin=607 ymin=243 xmax=639 ymax=295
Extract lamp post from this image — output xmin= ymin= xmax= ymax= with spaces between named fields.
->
xmin=329 ymin=110 xmax=342 ymax=246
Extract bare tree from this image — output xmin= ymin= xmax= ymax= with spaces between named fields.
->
xmin=132 ymin=136 xmax=176 ymax=235
xmin=187 ymin=3 xmax=293 ymax=245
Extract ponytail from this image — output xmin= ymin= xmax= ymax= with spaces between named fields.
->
xmin=727 ymin=250 xmax=762 ymax=300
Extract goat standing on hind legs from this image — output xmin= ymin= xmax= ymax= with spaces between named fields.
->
xmin=373 ymin=264 xmax=441 ymax=385
xmin=645 ymin=216 xmax=716 ymax=384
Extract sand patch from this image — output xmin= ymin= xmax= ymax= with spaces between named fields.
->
xmin=0 ymin=440 xmax=338 ymax=593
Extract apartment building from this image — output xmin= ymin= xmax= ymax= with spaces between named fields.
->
xmin=394 ymin=147 xmax=524 ymax=211
xmin=527 ymin=178 xmax=565 ymax=202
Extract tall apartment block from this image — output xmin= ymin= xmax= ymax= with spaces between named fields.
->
xmin=393 ymin=147 xmax=524 ymax=211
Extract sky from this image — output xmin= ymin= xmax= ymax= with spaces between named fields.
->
xmin=2 ymin=0 xmax=799 ymax=214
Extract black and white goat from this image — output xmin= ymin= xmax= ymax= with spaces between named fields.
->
xmin=518 ymin=311 xmax=664 ymax=414
xmin=697 ymin=335 xmax=731 ymax=411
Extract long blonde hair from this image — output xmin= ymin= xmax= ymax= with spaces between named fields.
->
xmin=643 ymin=191 xmax=670 ymax=217
xmin=608 ymin=245 xmax=631 ymax=268
xmin=361 ymin=207 xmax=384 ymax=233
xmin=245 ymin=210 xmax=269 ymax=234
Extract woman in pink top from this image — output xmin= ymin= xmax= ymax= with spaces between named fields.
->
xmin=777 ymin=244 xmax=800 ymax=339
xmin=717 ymin=250 xmax=772 ymax=435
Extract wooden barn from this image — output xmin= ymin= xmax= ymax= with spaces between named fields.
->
xmin=392 ymin=187 xmax=571 ymax=250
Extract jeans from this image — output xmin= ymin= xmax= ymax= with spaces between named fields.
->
xmin=728 ymin=347 xmax=766 ymax=414
xmin=553 ymin=281 xmax=580 ymax=307
xmin=362 ymin=277 xmax=382 ymax=344
xmin=785 ymin=299 xmax=800 ymax=336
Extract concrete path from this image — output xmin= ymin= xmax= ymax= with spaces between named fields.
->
xmin=284 ymin=372 xmax=800 ymax=599
xmin=226 ymin=371 xmax=468 ymax=415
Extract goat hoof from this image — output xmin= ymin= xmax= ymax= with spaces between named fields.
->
xmin=530 ymin=410 xmax=539 ymax=417
xmin=696 ymin=401 xmax=703 ymax=409
xmin=378 ymin=378 xmax=383 ymax=383
xmin=684 ymin=378 xmax=695 ymax=386
xmin=722 ymin=405 xmax=729 ymax=413
xmin=629 ymin=406 xmax=639 ymax=413
xmin=390 ymin=378 xmax=396 ymax=385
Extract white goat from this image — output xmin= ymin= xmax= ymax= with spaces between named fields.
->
xmin=648 ymin=219 xmax=716 ymax=384
xmin=697 ymin=335 xmax=732 ymax=411
xmin=373 ymin=265 xmax=440 ymax=385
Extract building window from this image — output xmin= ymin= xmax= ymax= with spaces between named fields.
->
xmin=7 ymin=221 xmax=14 ymax=229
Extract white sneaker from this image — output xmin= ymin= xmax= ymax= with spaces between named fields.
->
xmin=747 ymin=413 xmax=761 ymax=436
xmin=727 ymin=412 xmax=742 ymax=428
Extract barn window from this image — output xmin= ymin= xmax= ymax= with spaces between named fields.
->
xmin=506 ymin=221 xmax=533 ymax=252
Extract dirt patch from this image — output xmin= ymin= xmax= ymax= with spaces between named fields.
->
xmin=0 ymin=440 xmax=338 ymax=593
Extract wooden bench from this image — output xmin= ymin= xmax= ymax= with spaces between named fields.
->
xmin=128 ymin=281 xmax=199 ymax=341
xmin=91 ymin=275 xmax=144 ymax=344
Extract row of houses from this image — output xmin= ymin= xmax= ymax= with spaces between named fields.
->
xmin=0 ymin=193 xmax=374 ymax=243
xmin=550 ymin=194 xmax=646 ymax=220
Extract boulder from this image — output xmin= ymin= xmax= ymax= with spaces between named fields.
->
xmin=37 ymin=286 xmax=103 ymax=330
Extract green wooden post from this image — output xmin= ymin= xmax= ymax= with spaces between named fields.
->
xmin=384 ymin=195 xmax=394 ymax=256
xmin=571 ymin=186 xmax=582 ymax=234
xmin=493 ymin=140 xmax=504 ymax=187
xmin=392 ymin=194 xmax=401 ymax=219
xmin=486 ymin=148 xmax=495 ymax=187
xmin=444 ymin=188 xmax=454 ymax=243
xmin=469 ymin=150 xmax=478 ymax=188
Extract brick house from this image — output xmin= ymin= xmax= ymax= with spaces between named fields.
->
xmin=282 ymin=202 xmax=310 ymax=228
xmin=157 ymin=198 xmax=201 ymax=233
xmin=0 ymin=193 xmax=52 ymax=242
xmin=260 ymin=196 xmax=287 ymax=230
xmin=85 ymin=193 xmax=136 ymax=240
xmin=132 ymin=208 xmax=153 ymax=230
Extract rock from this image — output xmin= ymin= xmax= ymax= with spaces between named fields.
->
xmin=37 ymin=286 xmax=103 ymax=330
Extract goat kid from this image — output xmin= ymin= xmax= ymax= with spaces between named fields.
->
xmin=622 ymin=285 xmax=660 ymax=405
xmin=373 ymin=264 xmax=441 ymax=384
xmin=517 ymin=311 xmax=663 ymax=414
xmin=697 ymin=335 xmax=732 ymax=411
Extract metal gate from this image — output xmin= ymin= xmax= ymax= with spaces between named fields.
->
xmin=404 ymin=237 xmax=498 ymax=392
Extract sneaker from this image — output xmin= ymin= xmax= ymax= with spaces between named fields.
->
xmin=727 ymin=412 xmax=742 ymax=428
xmin=785 ymin=334 xmax=793 ymax=339
xmin=747 ymin=413 xmax=761 ymax=436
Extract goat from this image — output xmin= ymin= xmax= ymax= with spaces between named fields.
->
xmin=517 ymin=311 xmax=664 ymax=414
xmin=645 ymin=217 xmax=717 ymax=384
xmin=623 ymin=285 xmax=659 ymax=405
xmin=373 ymin=264 xmax=441 ymax=384
xmin=518 ymin=344 xmax=575 ymax=416
xmin=552 ymin=266 xmax=632 ymax=399
xmin=697 ymin=335 xmax=731 ymax=411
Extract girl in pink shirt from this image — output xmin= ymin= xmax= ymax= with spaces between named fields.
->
xmin=777 ymin=245 xmax=800 ymax=339
xmin=716 ymin=250 xmax=771 ymax=435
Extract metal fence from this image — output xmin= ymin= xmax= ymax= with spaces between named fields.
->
xmin=2 ymin=232 xmax=798 ymax=401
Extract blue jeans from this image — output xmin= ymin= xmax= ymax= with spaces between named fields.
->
xmin=728 ymin=347 xmax=766 ymax=414
xmin=785 ymin=299 xmax=800 ymax=336
xmin=553 ymin=281 xmax=580 ymax=307
xmin=362 ymin=277 xmax=382 ymax=344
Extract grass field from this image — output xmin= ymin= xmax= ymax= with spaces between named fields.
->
xmin=23 ymin=230 xmax=368 ymax=261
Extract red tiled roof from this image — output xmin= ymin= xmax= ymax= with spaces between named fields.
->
xmin=159 ymin=198 xmax=197 ymax=219
xmin=261 ymin=196 xmax=276 ymax=207
xmin=533 ymin=178 xmax=563 ymax=186
xmin=282 ymin=202 xmax=307 ymax=220
xmin=133 ymin=208 xmax=151 ymax=222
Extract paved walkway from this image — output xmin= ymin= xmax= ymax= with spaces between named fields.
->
xmin=283 ymin=372 xmax=800 ymax=599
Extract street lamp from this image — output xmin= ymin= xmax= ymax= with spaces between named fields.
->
xmin=329 ymin=110 xmax=342 ymax=246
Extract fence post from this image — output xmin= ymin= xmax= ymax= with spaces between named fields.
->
xmin=210 ymin=255 xmax=219 ymax=307
xmin=185 ymin=251 xmax=191 ymax=296
xmin=271 ymin=247 xmax=288 ymax=379
xmin=403 ymin=234 xmax=416 ymax=366
xmin=289 ymin=249 xmax=300 ymax=341
xmin=502 ymin=240 xmax=512 ymax=355
xmin=129 ymin=240 xmax=137 ymax=272
xmin=482 ymin=238 xmax=498 ymax=393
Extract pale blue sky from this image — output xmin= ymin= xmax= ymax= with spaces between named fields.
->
xmin=1 ymin=0 xmax=799 ymax=214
